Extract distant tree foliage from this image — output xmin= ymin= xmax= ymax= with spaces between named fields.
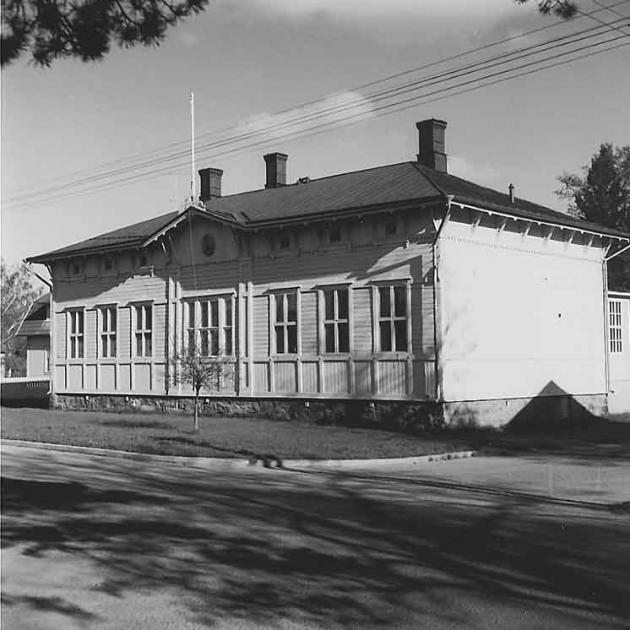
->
xmin=2 ymin=0 xmax=576 ymax=67
xmin=556 ymin=144 xmax=630 ymax=291
xmin=1 ymin=0 xmax=209 ymax=66
xmin=1 ymin=260 xmax=42 ymax=376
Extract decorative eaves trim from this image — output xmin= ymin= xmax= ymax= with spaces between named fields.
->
xmin=141 ymin=206 xmax=245 ymax=248
xmin=451 ymin=201 xmax=630 ymax=242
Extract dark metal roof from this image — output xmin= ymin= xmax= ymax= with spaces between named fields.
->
xmin=27 ymin=161 xmax=628 ymax=263
xmin=414 ymin=164 xmax=629 ymax=238
xmin=28 ymin=211 xmax=179 ymax=262
xmin=16 ymin=320 xmax=50 ymax=337
xmin=16 ymin=293 xmax=50 ymax=337
xmin=208 ymin=162 xmax=442 ymax=223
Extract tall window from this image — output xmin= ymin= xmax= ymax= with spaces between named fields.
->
xmin=100 ymin=306 xmax=117 ymax=358
xmin=134 ymin=304 xmax=152 ymax=357
xmin=378 ymin=285 xmax=409 ymax=352
xmin=323 ymin=288 xmax=349 ymax=353
xmin=609 ymin=299 xmax=623 ymax=353
xmin=69 ymin=310 xmax=84 ymax=359
xmin=185 ymin=296 xmax=234 ymax=356
xmin=274 ymin=292 xmax=298 ymax=354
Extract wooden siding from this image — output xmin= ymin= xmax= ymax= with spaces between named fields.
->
xmin=252 ymin=295 xmax=269 ymax=358
xmin=54 ymin=312 xmax=66 ymax=359
xmin=25 ymin=336 xmax=49 ymax=378
xmin=50 ymin=210 xmax=438 ymax=400
xmin=301 ymin=291 xmax=318 ymax=355
xmin=353 ymin=288 xmax=373 ymax=354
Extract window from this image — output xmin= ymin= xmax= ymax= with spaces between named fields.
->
xmin=184 ymin=296 xmax=234 ymax=356
xmin=329 ymin=227 xmax=341 ymax=243
xmin=385 ymin=220 xmax=397 ymax=235
xmin=279 ymin=234 xmax=290 ymax=249
xmin=323 ymin=288 xmax=349 ymax=353
xmin=274 ymin=292 xmax=298 ymax=354
xmin=134 ymin=304 xmax=152 ymax=357
xmin=100 ymin=306 xmax=117 ymax=358
xmin=71 ymin=262 xmax=81 ymax=275
xmin=377 ymin=285 xmax=409 ymax=352
xmin=68 ymin=310 xmax=84 ymax=359
xmin=104 ymin=257 xmax=113 ymax=271
xmin=138 ymin=253 xmax=148 ymax=267
xmin=609 ymin=299 xmax=623 ymax=353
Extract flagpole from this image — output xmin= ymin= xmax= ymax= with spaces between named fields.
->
xmin=190 ymin=90 xmax=196 ymax=202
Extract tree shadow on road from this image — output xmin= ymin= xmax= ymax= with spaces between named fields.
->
xmin=2 ymin=454 xmax=629 ymax=629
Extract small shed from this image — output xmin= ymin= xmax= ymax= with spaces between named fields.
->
xmin=15 ymin=293 xmax=51 ymax=378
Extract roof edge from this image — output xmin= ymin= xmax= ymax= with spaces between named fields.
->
xmin=451 ymin=197 xmax=630 ymax=241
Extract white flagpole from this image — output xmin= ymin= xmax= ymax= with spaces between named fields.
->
xmin=190 ymin=90 xmax=196 ymax=202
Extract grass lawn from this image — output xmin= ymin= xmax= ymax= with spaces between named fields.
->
xmin=0 ymin=407 xmax=471 ymax=461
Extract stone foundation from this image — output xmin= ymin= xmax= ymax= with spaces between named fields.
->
xmin=51 ymin=392 xmax=609 ymax=432
xmin=51 ymin=393 xmax=446 ymax=433
xmin=443 ymin=393 xmax=608 ymax=430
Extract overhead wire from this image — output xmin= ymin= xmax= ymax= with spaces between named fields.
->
xmin=579 ymin=0 xmax=630 ymax=34
xmin=4 ymin=6 xmax=629 ymax=209
xmin=10 ymin=16 xmax=627 ymax=206
xmin=10 ymin=38 xmax=627 ymax=209
xmin=5 ymin=1 xmax=629 ymax=205
xmin=15 ymin=35 xmax=629 ymax=208
xmin=4 ymin=6 xmax=627 ymax=207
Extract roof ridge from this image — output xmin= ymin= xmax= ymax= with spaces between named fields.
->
xmin=213 ymin=160 xmax=416 ymax=201
xmin=409 ymin=162 xmax=449 ymax=199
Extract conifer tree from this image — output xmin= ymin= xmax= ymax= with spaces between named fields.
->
xmin=557 ymin=144 xmax=630 ymax=290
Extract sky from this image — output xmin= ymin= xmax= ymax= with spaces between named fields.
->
xmin=2 ymin=0 xmax=629 ymax=273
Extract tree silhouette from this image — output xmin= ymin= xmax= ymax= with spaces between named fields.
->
xmin=556 ymin=144 xmax=630 ymax=291
xmin=1 ymin=260 xmax=42 ymax=375
xmin=1 ymin=0 xmax=209 ymax=67
xmin=172 ymin=347 xmax=232 ymax=432
xmin=1 ymin=0 xmax=577 ymax=68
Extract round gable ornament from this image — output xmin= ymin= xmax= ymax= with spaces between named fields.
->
xmin=201 ymin=233 xmax=216 ymax=257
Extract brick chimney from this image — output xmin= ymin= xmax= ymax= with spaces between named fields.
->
xmin=416 ymin=119 xmax=447 ymax=173
xmin=263 ymin=152 xmax=288 ymax=188
xmin=199 ymin=168 xmax=223 ymax=201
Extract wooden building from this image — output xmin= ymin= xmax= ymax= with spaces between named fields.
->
xmin=15 ymin=293 xmax=51 ymax=378
xmin=26 ymin=119 xmax=630 ymax=426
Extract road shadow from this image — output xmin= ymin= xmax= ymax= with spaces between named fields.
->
xmin=2 ymin=451 xmax=629 ymax=628
xmin=153 ymin=435 xmax=283 ymax=467
xmin=1 ymin=593 xmax=98 ymax=622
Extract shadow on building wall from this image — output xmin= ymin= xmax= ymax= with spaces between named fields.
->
xmin=505 ymin=381 xmax=601 ymax=433
xmin=445 ymin=381 xmax=605 ymax=432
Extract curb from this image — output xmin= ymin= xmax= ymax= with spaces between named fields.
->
xmin=1 ymin=439 xmax=477 ymax=470
xmin=281 ymin=450 xmax=477 ymax=470
xmin=1 ymin=440 xmax=251 ymax=470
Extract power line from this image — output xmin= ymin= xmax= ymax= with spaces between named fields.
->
xmin=5 ymin=20 xmax=625 ymax=207
xmin=3 ymin=1 xmax=628 ymax=206
xmin=4 ymin=17 xmax=629 ymax=208
xmin=13 ymin=36 xmax=627 ymax=209
xmin=9 ymin=34 xmax=626 ymax=208
xmin=580 ymin=0 xmax=630 ymax=35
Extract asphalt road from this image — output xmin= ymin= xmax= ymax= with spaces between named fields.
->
xmin=2 ymin=445 xmax=629 ymax=630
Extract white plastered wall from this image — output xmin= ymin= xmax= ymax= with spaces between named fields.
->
xmin=438 ymin=219 xmax=607 ymax=402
